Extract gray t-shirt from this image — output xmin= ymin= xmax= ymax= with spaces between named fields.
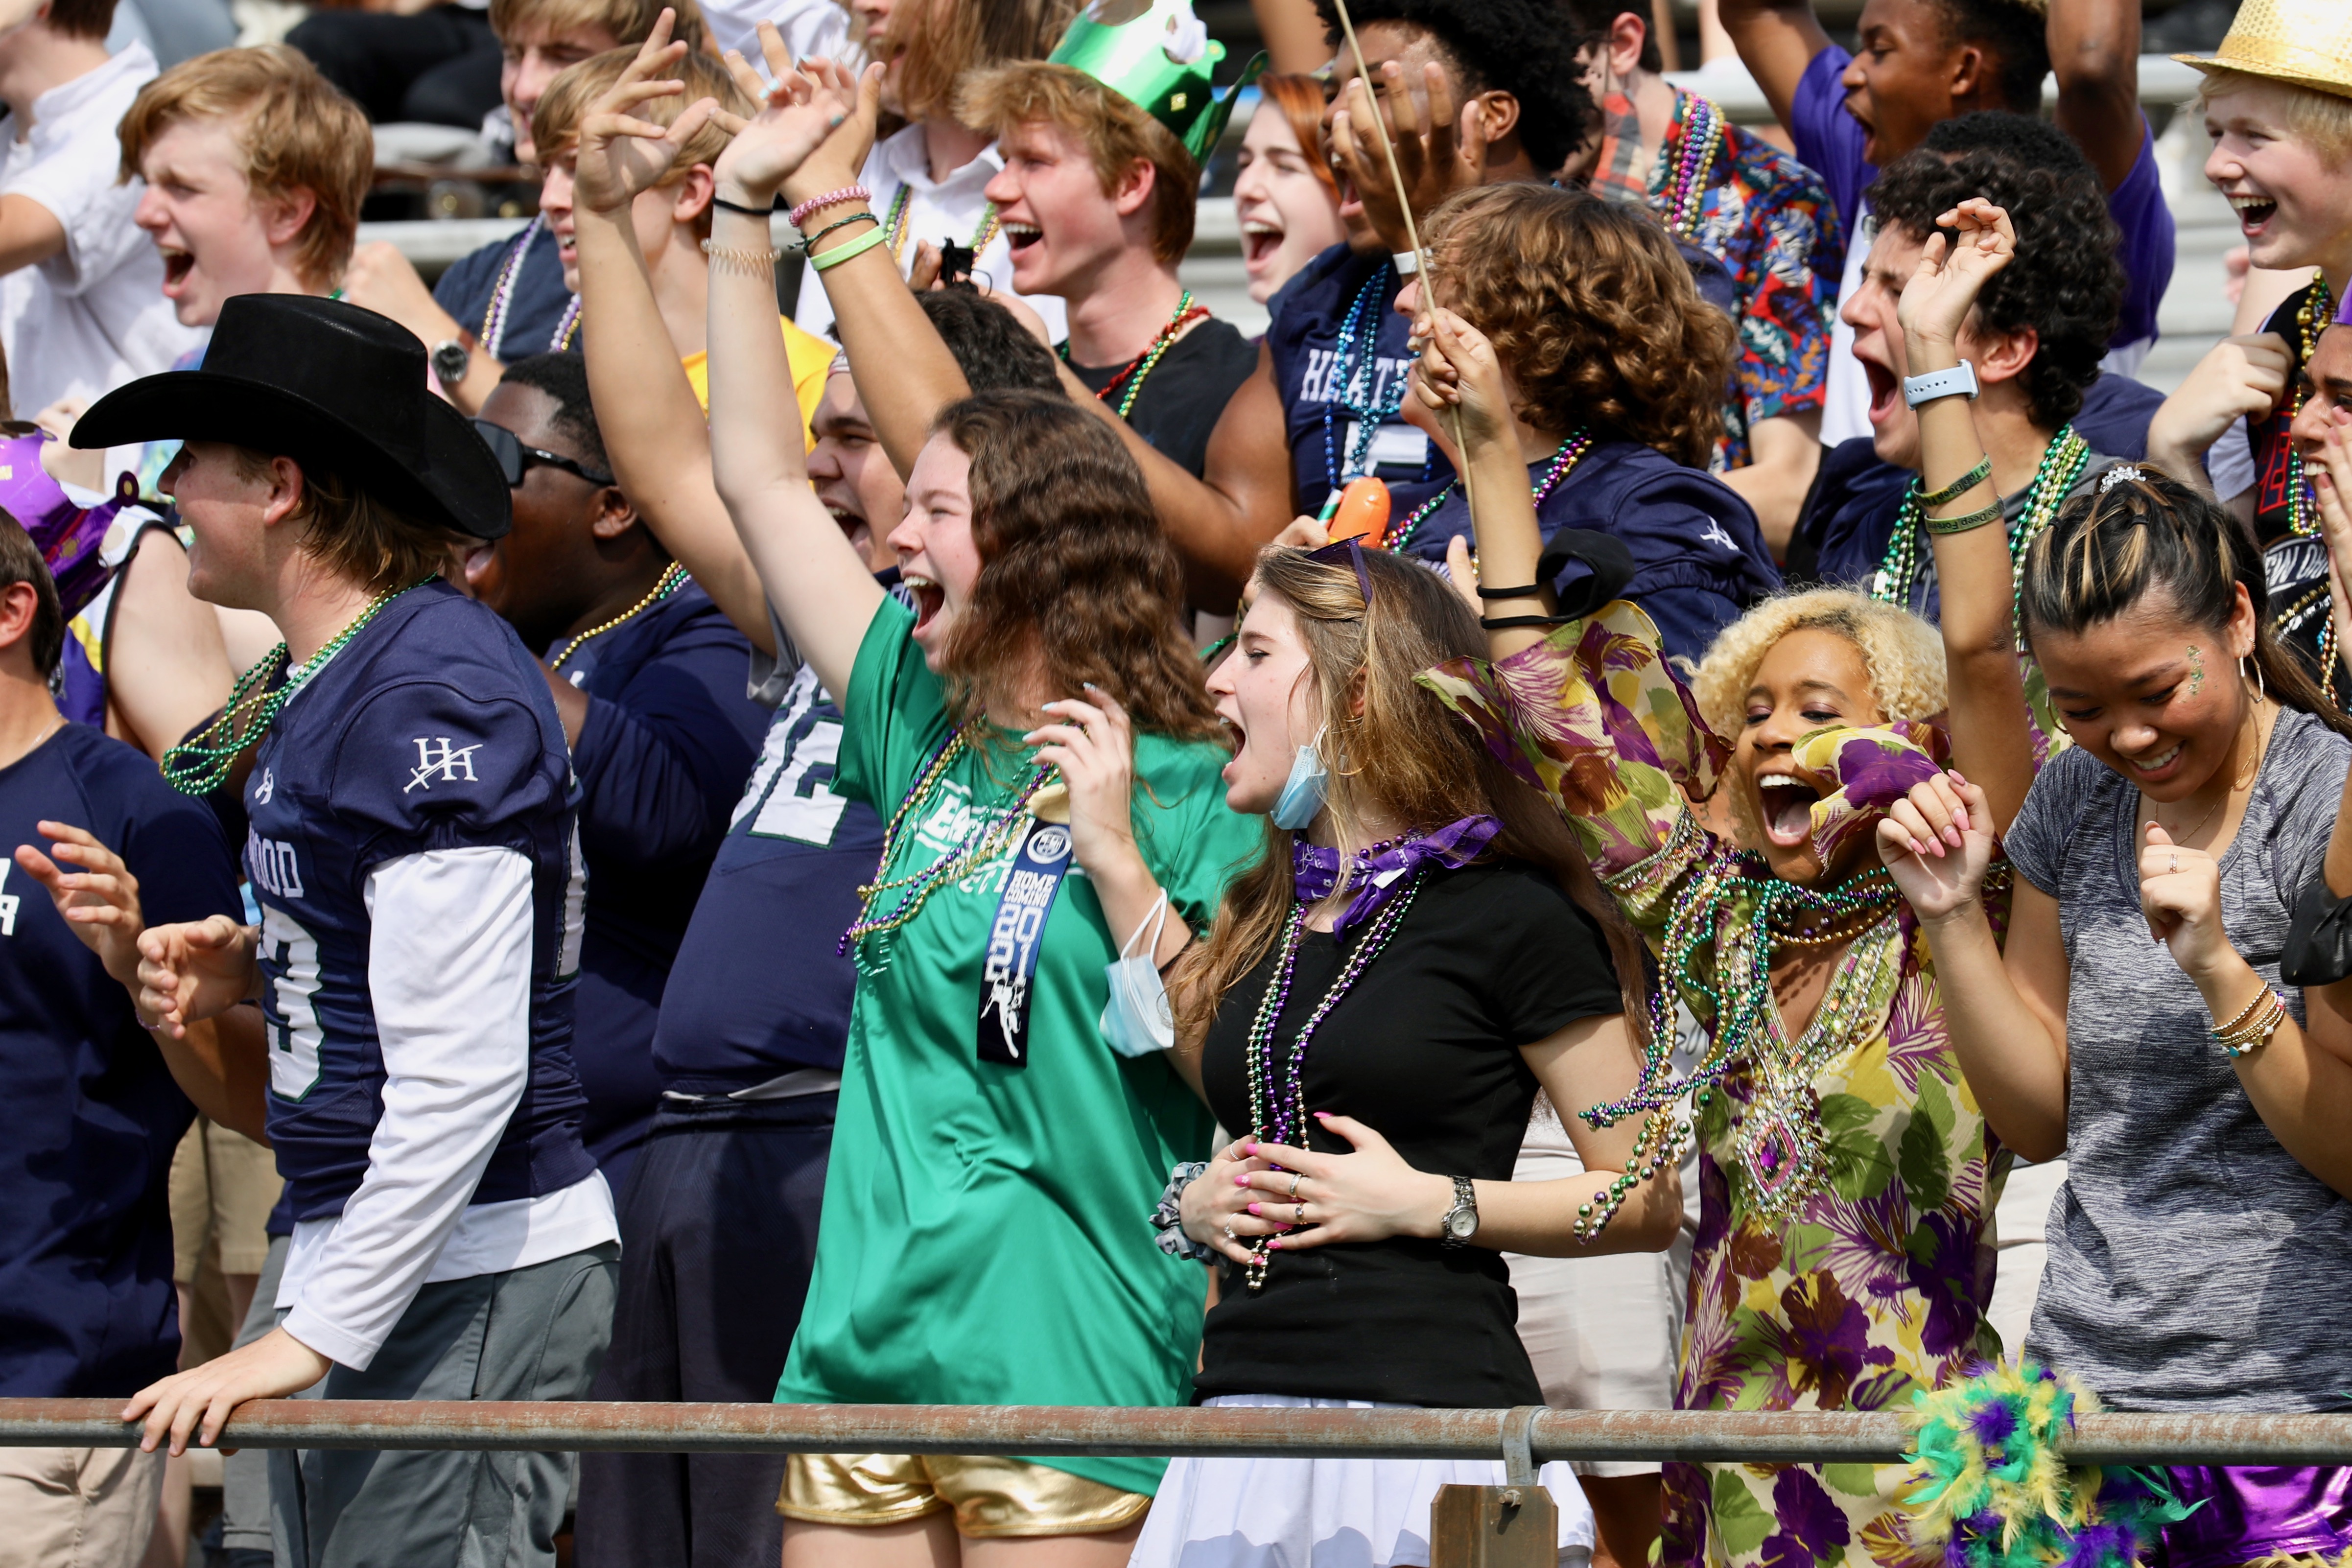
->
xmin=2003 ymin=705 xmax=2352 ymax=1410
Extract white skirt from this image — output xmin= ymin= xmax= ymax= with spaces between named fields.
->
xmin=1129 ymin=1394 xmax=1597 ymax=1568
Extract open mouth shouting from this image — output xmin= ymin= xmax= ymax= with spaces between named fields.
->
xmin=903 ymin=572 xmax=947 ymax=634
xmin=159 ymin=245 xmax=195 ymax=296
xmin=1001 ymin=220 xmax=1042 ymax=256
xmin=1241 ymin=217 xmax=1284 ymax=275
xmin=1756 ymin=770 xmax=1826 ymax=849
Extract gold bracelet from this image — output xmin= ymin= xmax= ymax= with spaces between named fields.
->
xmin=2210 ymin=987 xmax=2288 ymax=1057
xmin=699 ymin=238 xmax=781 ymax=276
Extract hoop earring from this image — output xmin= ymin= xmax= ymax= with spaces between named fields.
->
xmin=2241 ymin=654 xmax=2267 ymax=703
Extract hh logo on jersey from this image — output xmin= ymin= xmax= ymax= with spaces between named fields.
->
xmin=0 ymin=860 xmax=17 ymax=937
xmin=405 ymin=737 xmax=483 ymax=793
xmin=253 ymin=768 xmax=274 ymax=805
xmin=1698 ymin=517 xmax=1738 ymax=554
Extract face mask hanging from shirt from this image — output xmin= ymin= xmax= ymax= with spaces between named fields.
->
xmin=1100 ymin=889 xmax=1176 ymax=1058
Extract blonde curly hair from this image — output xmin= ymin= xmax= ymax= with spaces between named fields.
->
xmin=1688 ymin=589 xmax=1947 ymax=738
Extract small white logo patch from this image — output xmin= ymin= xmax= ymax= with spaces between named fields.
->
xmin=405 ymin=737 xmax=483 ymax=793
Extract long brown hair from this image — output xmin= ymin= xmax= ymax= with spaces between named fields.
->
xmin=886 ymin=0 xmax=1082 ymax=125
xmin=2019 ymin=464 xmax=2352 ymax=739
xmin=934 ymin=390 xmax=1223 ymax=741
xmin=1168 ymin=545 xmax=1651 ymax=1047
xmin=1423 ymin=183 xmax=1732 ymax=468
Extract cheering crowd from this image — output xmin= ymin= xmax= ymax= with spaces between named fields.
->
xmin=5 ymin=0 xmax=2352 ymax=1564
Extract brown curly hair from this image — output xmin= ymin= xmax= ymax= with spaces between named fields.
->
xmin=1422 ymin=184 xmax=1733 ymax=468
xmin=935 ymin=390 xmax=1224 ymax=743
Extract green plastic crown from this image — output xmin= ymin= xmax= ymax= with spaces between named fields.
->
xmin=1050 ymin=0 xmax=1267 ymax=162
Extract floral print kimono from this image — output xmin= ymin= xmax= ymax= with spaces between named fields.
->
xmin=1426 ymin=604 xmax=2013 ymax=1568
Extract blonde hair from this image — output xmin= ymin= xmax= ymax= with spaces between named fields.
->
xmin=2196 ymin=68 xmax=2352 ymax=159
xmin=1688 ymin=588 xmax=1947 ymax=738
xmin=117 ymin=47 xmax=373 ymax=292
xmin=230 ymin=447 xmax=466 ymax=596
xmin=956 ymin=61 xmax=1197 ymax=263
xmin=533 ymin=46 xmax=752 ymax=234
xmin=489 ymin=0 xmax=707 ymax=53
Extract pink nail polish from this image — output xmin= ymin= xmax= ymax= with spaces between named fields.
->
xmin=1235 ymin=1174 xmax=1250 ymax=1186
xmin=1247 ymin=1203 xmax=1261 ymax=1216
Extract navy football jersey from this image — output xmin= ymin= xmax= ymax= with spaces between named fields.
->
xmin=651 ymin=662 xmax=885 ymax=1091
xmin=243 ymin=580 xmax=596 ymax=1221
xmin=1266 ymin=243 xmax=1440 ymax=513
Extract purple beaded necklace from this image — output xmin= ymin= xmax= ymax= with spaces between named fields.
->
xmin=1238 ymin=873 xmax=1425 ymax=1291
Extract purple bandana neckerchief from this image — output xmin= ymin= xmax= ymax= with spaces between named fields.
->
xmin=1291 ymin=815 xmax=1502 ymax=935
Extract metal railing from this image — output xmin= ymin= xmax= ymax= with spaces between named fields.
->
xmin=6 ymin=1400 xmax=2351 ymax=1467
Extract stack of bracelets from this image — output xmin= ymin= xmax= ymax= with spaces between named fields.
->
xmin=2210 ymin=987 xmax=2289 ymax=1058
xmin=1918 ymin=455 xmax=1999 ymax=535
xmin=703 ymin=184 xmax=895 ymax=276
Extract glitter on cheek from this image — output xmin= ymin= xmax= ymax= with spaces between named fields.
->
xmin=2187 ymin=644 xmax=2204 ymax=698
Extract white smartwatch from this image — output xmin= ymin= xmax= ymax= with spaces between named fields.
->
xmin=1902 ymin=360 xmax=1979 ymax=408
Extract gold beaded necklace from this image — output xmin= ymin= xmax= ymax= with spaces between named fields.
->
xmin=548 ymin=562 xmax=686 ymax=674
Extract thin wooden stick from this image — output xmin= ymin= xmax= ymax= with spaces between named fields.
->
xmin=1327 ymin=0 xmax=1478 ymax=519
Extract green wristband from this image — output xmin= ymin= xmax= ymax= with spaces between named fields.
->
xmin=1919 ymin=457 xmax=1993 ymax=509
xmin=810 ymin=223 xmax=891 ymax=274
xmin=1923 ymin=499 xmax=2003 ymax=535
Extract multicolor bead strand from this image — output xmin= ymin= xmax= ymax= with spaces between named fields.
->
xmin=1241 ymin=875 xmax=1423 ymax=1291
xmin=1321 ymin=270 xmax=1411 ymax=490
xmin=839 ymin=725 xmax=1060 ymax=971
xmin=1660 ymin=92 xmax=1724 ymax=239
xmin=1387 ymin=429 xmax=1595 ymax=554
xmin=882 ymin=183 xmax=1004 ymax=266
xmin=161 ymin=578 xmax=433 ymax=796
xmin=1872 ymin=425 xmax=2088 ymax=648
xmin=2286 ymin=273 xmax=2339 ymax=700
xmin=479 ymin=216 xmax=544 ymax=360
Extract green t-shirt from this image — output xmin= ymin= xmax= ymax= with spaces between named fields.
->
xmin=773 ymin=599 xmax=1259 ymax=1496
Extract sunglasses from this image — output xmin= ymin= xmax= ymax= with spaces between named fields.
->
xmin=470 ymin=418 xmax=614 ymax=490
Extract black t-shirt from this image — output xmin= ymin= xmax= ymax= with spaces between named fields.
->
xmin=1069 ymin=317 xmax=1258 ymax=480
xmin=1196 ymin=858 xmax=1623 ymax=1408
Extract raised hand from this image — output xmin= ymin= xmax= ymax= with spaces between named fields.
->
xmin=2140 ymin=821 xmax=2233 ymax=981
xmin=15 ymin=822 xmax=147 ymax=992
xmin=2148 ymin=333 xmax=2293 ymax=478
xmin=1878 ymin=770 xmax=1997 ymax=921
xmin=710 ymin=26 xmax=871 ymax=209
xmin=1023 ymin=684 xmax=1142 ymax=884
xmin=1409 ymin=305 xmax=1514 ymax=451
xmin=570 ymin=11 xmax=720 ymax=217
xmin=136 ymin=914 xmax=258 ymax=1040
xmin=1330 ymin=59 xmax=1487 ymax=256
xmin=1898 ymin=197 xmax=2016 ymax=353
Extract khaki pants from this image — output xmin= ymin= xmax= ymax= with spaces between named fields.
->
xmin=0 ymin=1446 xmax=164 ymax=1568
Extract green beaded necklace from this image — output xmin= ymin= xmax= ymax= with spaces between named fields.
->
xmin=2286 ymin=272 xmax=2338 ymax=699
xmin=1871 ymin=426 xmax=2090 ymax=645
xmin=161 ymin=578 xmax=432 ymax=796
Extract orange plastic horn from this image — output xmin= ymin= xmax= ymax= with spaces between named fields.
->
xmin=1324 ymin=477 xmax=1392 ymax=546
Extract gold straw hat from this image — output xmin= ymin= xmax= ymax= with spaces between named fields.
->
xmin=2175 ymin=0 xmax=2352 ymax=100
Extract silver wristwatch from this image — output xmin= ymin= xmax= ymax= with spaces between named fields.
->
xmin=1439 ymin=1175 xmax=1478 ymax=1247
xmin=430 ymin=337 xmax=472 ymax=392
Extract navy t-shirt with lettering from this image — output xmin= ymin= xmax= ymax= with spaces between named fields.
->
xmin=0 ymin=725 xmax=244 ymax=1396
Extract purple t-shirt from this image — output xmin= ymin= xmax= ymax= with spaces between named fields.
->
xmin=1788 ymin=45 xmax=2173 ymax=350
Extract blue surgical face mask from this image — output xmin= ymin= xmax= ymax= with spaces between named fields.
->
xmin=1101 ymin=890 xmax=1175 ymax=1058
xmin=1270 ymin=725 xmax=1329 ymax=832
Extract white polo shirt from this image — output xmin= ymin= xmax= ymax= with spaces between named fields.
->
xmin=0 ymin=44 xmax=203 ymax=420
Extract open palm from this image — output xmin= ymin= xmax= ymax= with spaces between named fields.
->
xmin=1897 ymin=197 xmax=2016 ymax=350
xmin=571 ymin=12 xmax=716 ymax=215
xmin=711 ymin=37 xmax=868 ymax=205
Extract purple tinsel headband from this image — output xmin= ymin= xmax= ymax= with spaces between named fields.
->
xmin=1292 ymin=814 xmax=1501 ymax=934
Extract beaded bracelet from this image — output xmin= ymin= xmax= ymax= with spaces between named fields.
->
xmin=1924 ymin=500 xmax=2003 ymax=535
xmin=700 ymin=238 xmax=782 ymax=275
xmin=1919 ymin=456 xmax=1993 ymax=509
xmin=810 ymin=223 xmax=891 ymax=273
xmin=2210 ymin=986 xmax=2289 ymax=1057
xmin=788 ymin=184 xmax=870 ymax=229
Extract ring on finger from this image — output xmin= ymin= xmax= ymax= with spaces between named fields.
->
xmin=1294 ymin=1203 xmax=1306 ymax=1224
xmin=1289 ymin=1172 xmax=1303 ymax=1198
xmin=2169 ymin=854 xmax=2180 ymax=874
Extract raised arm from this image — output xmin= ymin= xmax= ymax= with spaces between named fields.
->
xmin=1896 ymin=198 xmax=2036 ymax=831
xmin=571 ymin=19 xmax=776 ymax=655
xmin=1712 ymin=0 xmax=1834 ymax=139
xmin=2047 ymin=0 xmax=2143 ymax=194
xmin=706 ymin=43 xmax=886 ymax=702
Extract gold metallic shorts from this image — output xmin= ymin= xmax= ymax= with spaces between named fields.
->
xmin=777 ymin=1451 xmax=1152 ymax=1539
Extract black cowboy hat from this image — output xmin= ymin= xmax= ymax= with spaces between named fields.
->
xmin=72 ymin=293 xmax=511 ymax=540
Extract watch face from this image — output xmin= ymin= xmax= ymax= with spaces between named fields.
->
xmin=432 ymin=342 xmax=470 ymax=385
xmin=1445 ymin=1207 xmax=1478 ymax=1239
